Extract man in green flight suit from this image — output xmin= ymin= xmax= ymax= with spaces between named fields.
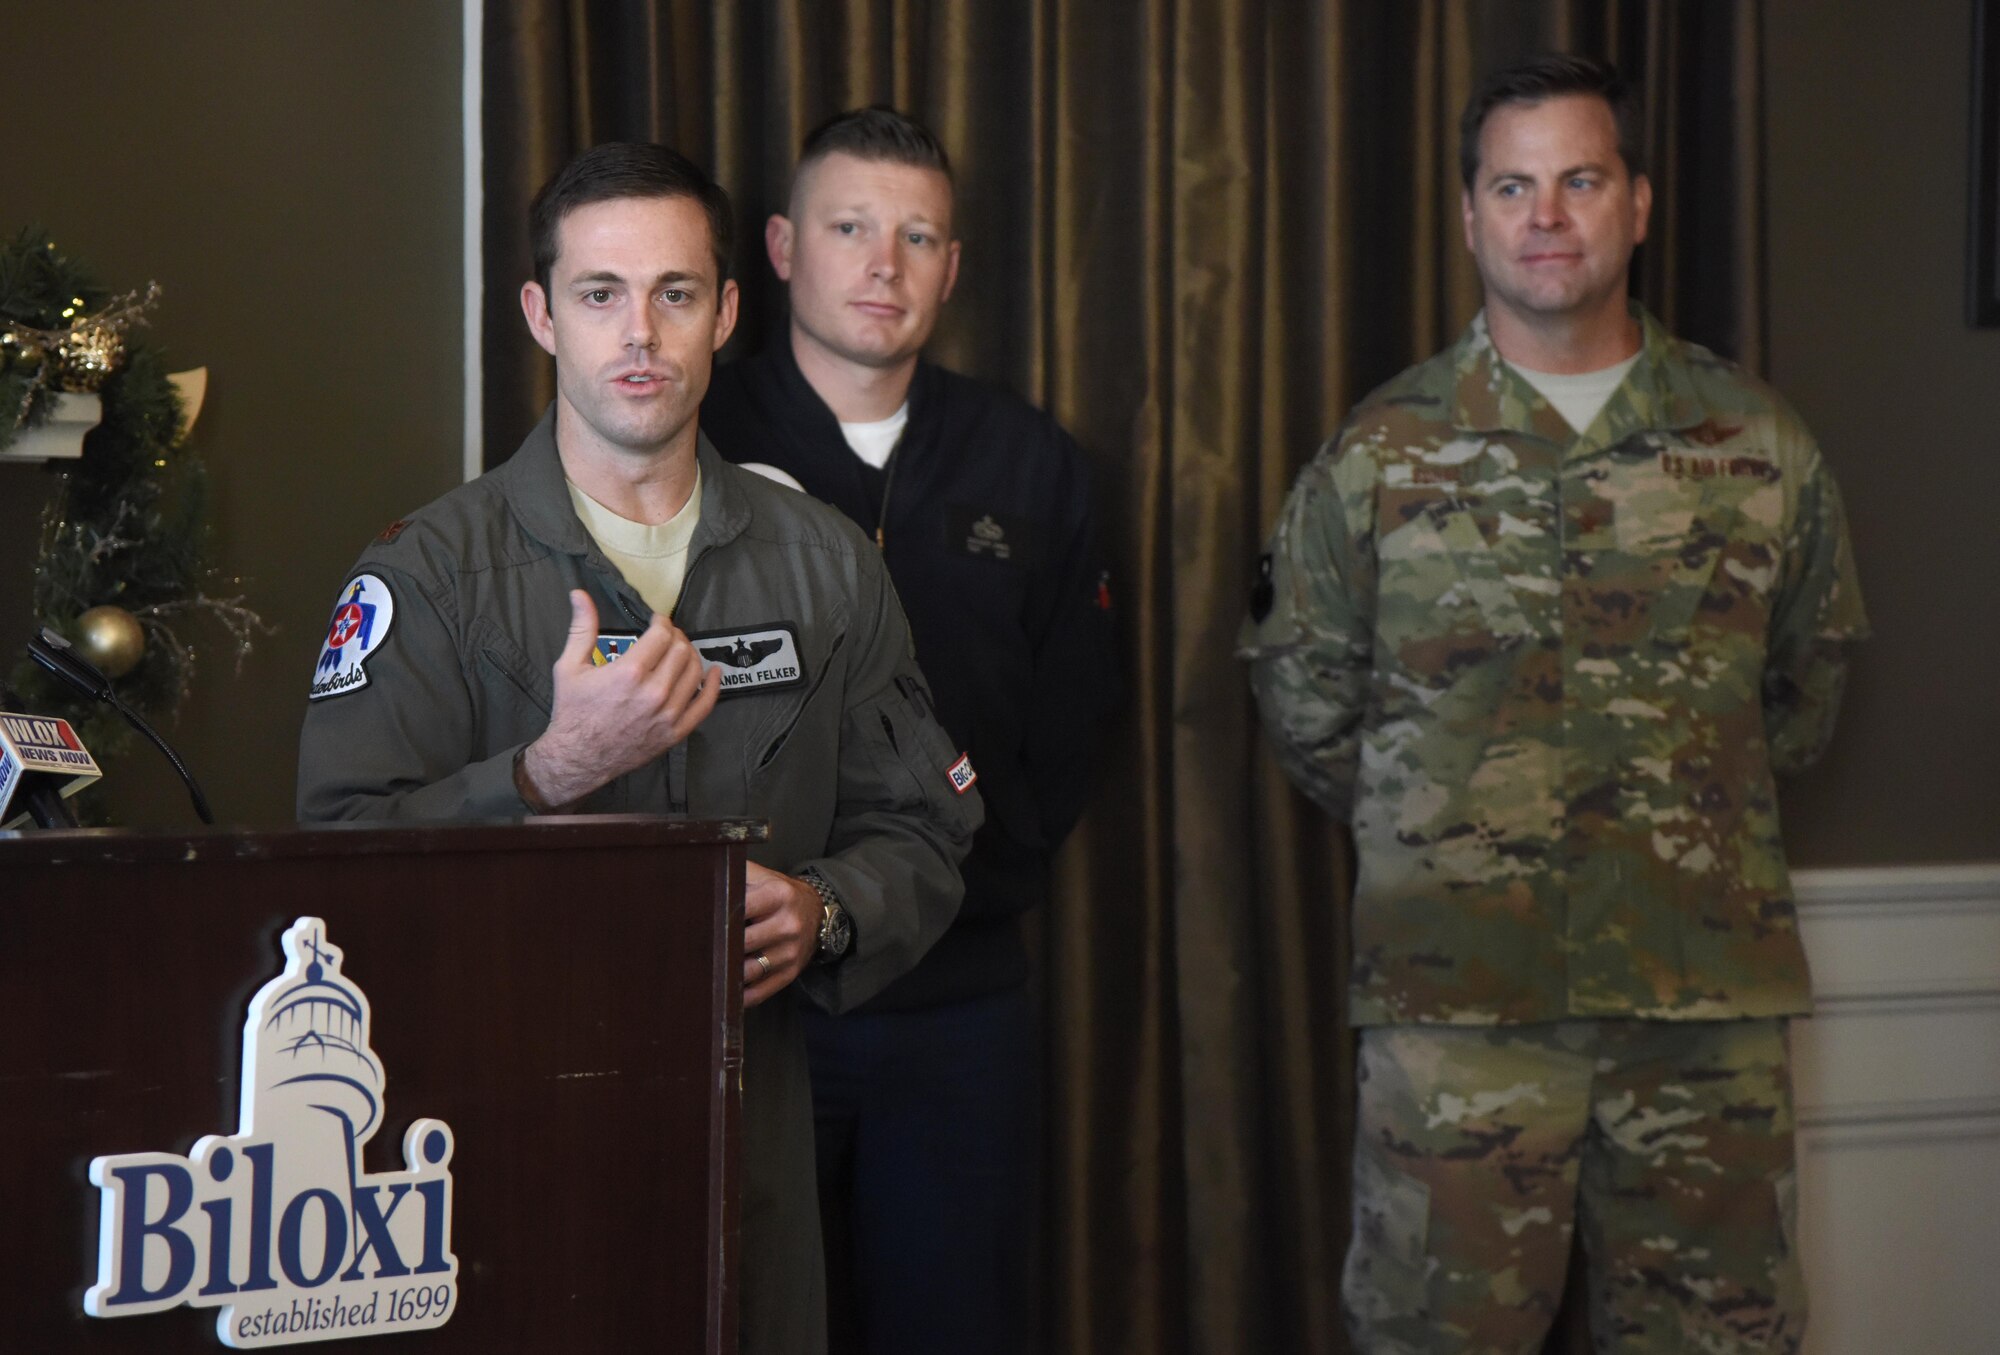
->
xmin=298 ymin=143 xmax=981 ymax=1355
xmin=1240 ymin=55 xmax=1866 ymax=1354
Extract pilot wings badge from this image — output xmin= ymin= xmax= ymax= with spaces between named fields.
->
xmin=687 ymin=624 xmax=804 ymax=697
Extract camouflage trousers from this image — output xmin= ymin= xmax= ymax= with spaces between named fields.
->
xmin=1343 ymin=1019 xmax=1804 ymax=1354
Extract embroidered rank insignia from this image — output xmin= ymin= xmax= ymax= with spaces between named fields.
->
xmin=309 ymin=574 xmax=395 ymax=701
xmin=591 ymin=632 xmax=640 ymax=666
xmin=688 ymin=624 xmax=806 ymax=697
xmin=945 ymin=505 xmax=1042 ymax=564
xmin=947 ymin=752 xmax=978 ymax=795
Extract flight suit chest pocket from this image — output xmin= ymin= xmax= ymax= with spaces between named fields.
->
xmin=743 ymin=633 xmax=844 ymax=777
xmin=469 ymin=616 xmax=552 ymax=742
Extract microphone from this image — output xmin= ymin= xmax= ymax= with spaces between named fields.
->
xmin=25 ymin=626 xmax=216 ymax=825
xmin=0 ymin=700 xmax=101 ymax=829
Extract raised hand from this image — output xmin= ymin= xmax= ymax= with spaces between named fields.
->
xmin=519 ymin=589 xmax=722 ymax=808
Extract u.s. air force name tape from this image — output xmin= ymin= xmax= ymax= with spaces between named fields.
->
xmin=310 ymin=574 xmax=396 ymax=701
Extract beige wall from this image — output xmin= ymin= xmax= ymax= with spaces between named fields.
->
xmin=0 ymin=4 xmax=464 ymax=826
xmin=1767 ymin=0 xmax=2000 ymax=866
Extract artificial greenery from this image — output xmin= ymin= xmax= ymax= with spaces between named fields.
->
xmin=4 ymin=227 xmax=263 ymax=775
xmin=0 ymin=226 xmax=110 ymax=440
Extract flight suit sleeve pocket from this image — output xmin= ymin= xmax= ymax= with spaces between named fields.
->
xmin=850 ymin=679 xmax=981 ymax=838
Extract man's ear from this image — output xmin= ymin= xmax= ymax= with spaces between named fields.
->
xmin=713 ymin=278 xmax=740 ymax=353
xmin=1461 ymin=188 xmax=1476 ymax=254
xmin=1631 ymin=172 xmax=1654 ymax=247
xmin=941 ymin=239 xmax=963 ymax=304
xmin=765 ymin=214 xmax=795 ymax=281
xmin=521 ymin=280 xmax=557 ymax=357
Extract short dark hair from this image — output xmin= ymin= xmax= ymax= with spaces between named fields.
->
xmin=1458 ymin=54 xmax=1644 ymax=190
xmin=792 ymin=106 xmax=954 ymax=205
xmin=529 ymin=142 xmax=734 ymax=294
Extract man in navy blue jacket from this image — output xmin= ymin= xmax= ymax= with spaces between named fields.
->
xmin=703 ymin=107 xmax=1117 ymax=1355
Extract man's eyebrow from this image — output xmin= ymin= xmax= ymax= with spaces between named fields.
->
xmin=569 ymin=269 xmax=706 ymax=287
xmin=1484 ymin=160 xmax=1612 ymax=187
xmin=820 ymin=200 xmax=945 ymax=225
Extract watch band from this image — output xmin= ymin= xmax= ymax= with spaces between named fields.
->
xmin=800 ymin=868 xmax=853 ymax=965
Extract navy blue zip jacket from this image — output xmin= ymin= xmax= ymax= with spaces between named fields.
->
xmin=704 ymin=340 xmax=1119 ymax=1012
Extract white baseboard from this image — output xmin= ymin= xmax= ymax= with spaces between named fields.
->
xmin=1787 ymin=863 xmax=2000 ymax=1354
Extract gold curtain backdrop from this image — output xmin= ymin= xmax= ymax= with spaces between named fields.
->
xmin=481 ymin=3 xmax=1764 ymax=1350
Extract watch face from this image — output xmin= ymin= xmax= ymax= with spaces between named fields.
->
xmin=819 ymin=903 xmax=853 ymax=960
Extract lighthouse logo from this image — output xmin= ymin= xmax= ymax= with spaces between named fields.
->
xmin=85 ymin=918 xmax=458 ymax=1347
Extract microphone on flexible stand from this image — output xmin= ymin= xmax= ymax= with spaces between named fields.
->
xmin=0 ymin=685 xmax=97 ymax=829
xmin=24 ymin=625 xmax=215 ymax=825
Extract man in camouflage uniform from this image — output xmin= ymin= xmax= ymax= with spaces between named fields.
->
xmin=1240 ymin=55 xmax=1866 ymax=1353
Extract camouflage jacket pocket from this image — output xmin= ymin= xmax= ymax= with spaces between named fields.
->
xmin=1612 ymin=474 xmax=1776 ymax=648
xmin=1344 ymin=1151 xmax=1434 ymax=1321
xmin=1375 ymin=489 xmax=1535 ymax=686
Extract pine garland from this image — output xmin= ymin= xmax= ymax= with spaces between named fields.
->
xmin=0 ymin=226 xmax=109 ymax=438
xmin=4 ymin=227 xmax=266 ymax=782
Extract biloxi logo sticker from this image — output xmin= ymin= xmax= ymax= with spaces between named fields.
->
xmin=85 ymin=917 xmax=458 ymax=1347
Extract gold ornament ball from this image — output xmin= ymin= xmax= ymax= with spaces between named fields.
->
xmin=54 ymin=322 xmax=125 ymax=393
xmin=75 ymin=605 xmax=147 ymax=679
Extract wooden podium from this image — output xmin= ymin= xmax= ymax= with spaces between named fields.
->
xmin=0 ymin=816 xmax=758 ymax=1351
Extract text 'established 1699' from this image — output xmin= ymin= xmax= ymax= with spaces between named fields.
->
xmin=85 ymin=916 xmax=459 ymax=1348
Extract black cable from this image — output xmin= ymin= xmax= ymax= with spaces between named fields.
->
xmin=107 ymin=692 xmax=215 ymax=825
xmin=25 ymin=627 xmax=216 ymax=825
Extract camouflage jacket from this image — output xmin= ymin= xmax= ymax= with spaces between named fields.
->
xmin=1240 ymin=308 xmax=1868 ymax=1026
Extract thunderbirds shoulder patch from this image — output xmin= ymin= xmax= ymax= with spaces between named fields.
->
xmin=310 ymin=574 xmax=395 ymax=701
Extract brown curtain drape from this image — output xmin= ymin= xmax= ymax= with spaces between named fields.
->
xmin=481 ymin=4 xmax=1765 ymax=1352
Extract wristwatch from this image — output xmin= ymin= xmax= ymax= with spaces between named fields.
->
xmin=800 ymin=868 xmax=853 ymax=966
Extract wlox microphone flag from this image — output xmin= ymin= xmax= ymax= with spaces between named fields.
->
xmin=0 ymin=711 xmax=103 ymax=829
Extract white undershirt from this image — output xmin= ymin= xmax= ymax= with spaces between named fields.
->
xmin=566 ymin=467 xmax=702 ymax=618
xmin=839 ymin=403 xmax=909 ymax=469
xmin=1508 ymin=352 xmax=1642 ymax=437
